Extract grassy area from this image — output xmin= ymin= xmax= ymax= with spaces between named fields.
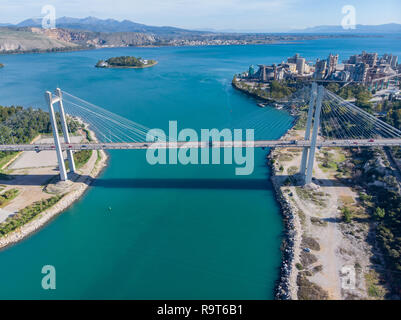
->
xmin=82 ymin=128 xmax=93 ymax=142
xmin=0 ymin=152 xmax=19 ymax=169
xmin=278 ymin=153 xmax=294 ymax=162
xmin=95 ymin=150 xmax=102 ymax=166
xmin=65 ymin=150 xmax=93 ymax=171
xmin=365 ymin=270 xmax=386 ymax=299
xmin=297 ymin=274 xmax=329 ymax=300
xmin=295 ymin=186 xmax=328 ymax=208
xmin=0 ymin=194 xmax=63 ymax=237
xmin=317 ymin=149 xmax=347 ymax=174
xmin=0 ymin=189 xmax=19 ymax=208
xmin=310 ymin=216 xmax=328 ymax=227
xmin=75 ymin=150 xmax=92 ymax=169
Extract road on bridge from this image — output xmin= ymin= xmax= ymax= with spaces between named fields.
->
xmin=2 ymin=139 xmax=401 ymax=152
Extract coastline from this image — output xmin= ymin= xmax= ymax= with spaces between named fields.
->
xmin=232 ymin=83 xmax=300 ymax=299
xmin=269 ymin=129 xmax=300 ymax=300
xmin=0 ymin=149 xmax=109 ymax=250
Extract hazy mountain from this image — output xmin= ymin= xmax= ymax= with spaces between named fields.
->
xmin=15 ymin=16 xmax=205 ymax=36
xmin=292 ymin=23 xmax=401 ymax=34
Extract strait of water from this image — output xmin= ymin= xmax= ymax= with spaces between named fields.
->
xmin=0 ymin=36 xmax=400 ymax=299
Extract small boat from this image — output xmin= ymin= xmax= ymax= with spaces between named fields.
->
xmin=257 ymin=103 xmax=266 ymax=108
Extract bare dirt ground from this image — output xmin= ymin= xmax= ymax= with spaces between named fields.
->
xmin=9 ymin=136 xmax=82 ymax=169
xmin=272 ymin=129 xmax=381 ymax=300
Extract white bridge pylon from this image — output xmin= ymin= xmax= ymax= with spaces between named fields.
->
xmin=45 ymin=88 xmax=76 ymax=181
xmin=300 ymin=83 xmax=324 ymax=185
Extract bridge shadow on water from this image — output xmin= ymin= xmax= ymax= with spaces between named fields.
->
xmin=92 ymin=178 xmax=274 ymax=190
xmin=1 ymin=174 xmax=277 ymax=190
xmin=275 ymin=175 xmax=352 ymax=188
xmin=1 ymin=174 xmax=349 ymax=190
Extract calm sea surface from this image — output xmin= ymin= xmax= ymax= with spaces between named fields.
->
xmin=0 ymin=36 xmax=400 ymax=299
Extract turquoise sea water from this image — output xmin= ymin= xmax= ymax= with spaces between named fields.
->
xmin=0 ymin=36 xmax=400 ymax=299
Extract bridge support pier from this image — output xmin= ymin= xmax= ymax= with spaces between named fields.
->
xmin=304 ymin=85 xmax=324 ymax=185
xmin=300 ymin=82 xmax=317 ymax=176
xmin=55 ymin=88 xmax=76 ymax=173
xmin=45 ymin=91 xmax=68 ymax=182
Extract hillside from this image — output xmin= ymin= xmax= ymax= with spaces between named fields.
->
xmin=0 ymin=27 xmax=79 ymax=53
xmin=15 ymin=16 xmax=204 ymax=36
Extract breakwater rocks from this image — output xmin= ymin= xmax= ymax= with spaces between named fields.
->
xmin=269 ymin=154 xmax=297 ymax=300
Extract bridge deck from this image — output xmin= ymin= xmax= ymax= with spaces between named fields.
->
xmin=2 ymin=139 xmax=401 ymax=151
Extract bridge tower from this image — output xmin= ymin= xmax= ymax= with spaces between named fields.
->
xmin=45 ymin=90 xmax=68 ymax=181
xmin=55 ymin=88 xmax=76 ymax=173
xmin=300 ymin=84 xmax=324 ymax=185
xmin=299 ymin=82 xmax=317 ymax=176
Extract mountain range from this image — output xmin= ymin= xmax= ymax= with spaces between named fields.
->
xmin=12 ymin=16 xmax=205 ymax=36
xmin=4 ymin=17 xmax=401 ymax=34
xmin=1 ymin=17 xmax=400 ymax=54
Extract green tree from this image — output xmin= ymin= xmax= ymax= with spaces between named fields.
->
xmin=374 ymin=207 xmax=386 ymax=220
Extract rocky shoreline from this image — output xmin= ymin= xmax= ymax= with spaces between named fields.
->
xmin=269 ymin=149 xmax=299 ymax=300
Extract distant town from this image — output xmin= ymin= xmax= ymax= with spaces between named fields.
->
xmin=236 ymin=51 xmax=400 ymax=94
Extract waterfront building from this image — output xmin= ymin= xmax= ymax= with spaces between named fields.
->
xmin=287 ymin=53 xmax=306 ymax=75
xmin=353 ymin=62 xmax=369 ymax=83
xmin=328 ymin=53 xmax=339 ymax=75
xmin=245 ymin=51 xmax=398 ymax=88
xmin=346 ymin=51 xmax=378 ymax=68
xmin=391 ymin=56 xmax=398 ymax=69
xmin=314 ymin=59 xmax=327 ymax=80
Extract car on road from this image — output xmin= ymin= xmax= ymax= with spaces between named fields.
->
xmin=51 ymin=146 xmax=55 ymax=149
xmin=353 ymin=141 xmax=358 ymax=145
xmin=68 ymin=145 xmax=73 ymax=149
xmin=369 ymin=139 xmax=375 ymax=142
xmin=81 ymin=145 xmax=87 ymax=148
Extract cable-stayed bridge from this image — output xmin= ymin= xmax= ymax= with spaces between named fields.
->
xmin=2 ymin=84 xmax=401 ymax=185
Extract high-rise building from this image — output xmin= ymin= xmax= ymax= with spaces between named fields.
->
xmin=287 ymin=54 xmax=306 ymax=75
xmin=390 ymin=56 xmax=398 ymax=69
xmin=360 ymin=51 xmax=378 ymax=68
xmin=353 ymin=63 xmax=368 ymax=83
xmin=327 ymin=54 xmax=339 ymax=75
xmin=314 ymin=58 xmax=327 ymax=80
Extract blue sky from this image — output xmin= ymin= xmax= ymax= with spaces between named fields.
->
xmin=1 ymin=0 xmax=401 ymax=32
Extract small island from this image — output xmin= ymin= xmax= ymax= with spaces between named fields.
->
xmin=95 ymin=56 xmax=157 ymax=69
